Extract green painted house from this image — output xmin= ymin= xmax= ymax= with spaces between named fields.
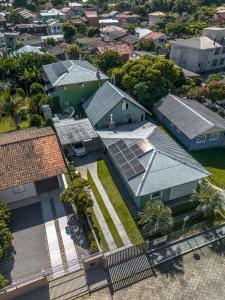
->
xmin=42 ymin=60 xmax=108 ymax=113
xmin=82 ymin=81 xmax=149 ymax=129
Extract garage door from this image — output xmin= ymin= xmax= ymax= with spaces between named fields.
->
xmin=169 ymin=181 xmax=197 ymax=200
xmin=35 ymin=176 xmax=59 ymax=194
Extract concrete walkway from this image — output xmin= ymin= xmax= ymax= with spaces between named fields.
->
xmin=88 ymin=162 xmax=131 ymax=246
xmin=41 ymin=196 xmax=65 ymax=278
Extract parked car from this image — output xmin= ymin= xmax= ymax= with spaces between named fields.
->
xmin=73 ymin=143 xmax=87 ymax=157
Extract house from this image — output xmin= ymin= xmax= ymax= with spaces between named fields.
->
xmin=53 ymin=117 xmax=101 ymax=156
xmin=41 ymin=34 xmax=64 ymax=44
xmin=0 ymin=127 xmax=66 ymax=209
xmin=118 ymin=34 xmax=138 ymax=48
xmin=39 ymin=9 xmax=66 ymax=22
xmin=97 ymin=121 xmax=209 ymax=208
xmin=42 ymin=60 xmax=108 ymax=112
xmin=13 ymin=7 xmax=37 ymax=23
xmin=18 ymin=33 xmax=36 ymax=44
xmin=97 ymin=44 xmax=132 ymax=62
xmin=99 ymin=18 xmax=119 ymax=27
xmin=82 ymin=81 xmax=149 ymax=129
xmin=12 ymin=45 xmax=44 ymax=55
xmin=135 ymin=28 xmax=152 ymax=39
xmin=115 ymin=11 xmax=141 ymax=25
xmin=4 ymin=32 xmax=19 ymax=48
xmin=84 ymin=9 xmax=99 ymax=27
xmin=169 ymin=27 xmax=225 ymax=73
xmin=48 ymin=45 xmax=66 ymax=60
xmin=62 ymin=2 xmax=83 ymax=17
xmin=143 ymin=31 xmax=167 ymax=46
xmin=76 ymin=36 xmax=108 ymax=50
xmin=148 ymin=11 xmax=165 ymax=26
xmin=16 ymin=23 xmax=47 ymax=35
xmin=46 ymin=19 xmax=62 ymax=35
xmin=101 ymin=25 xmax=126 ymax=34
xmin=155 ymin=94 xmax=225 ymax=151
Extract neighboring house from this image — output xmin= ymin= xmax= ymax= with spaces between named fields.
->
xmin=115 ymin=11 xmax=141 ymax=25
xmin=46 ymin=19 xmax=62 ymax=35
xmin=39 ymin=9 xmax=66 ymax=22
xmin=12 ymin=45 xmax=44 ymax=55
xmin=101 ymin=25 xmax=126 ymax=34
xmin=18 ymin=33 xmax=35 ymax=44
xmin=84 ymin=9 xmax=99 ymax=27
xmin=83 ymin=81 xmax=149 ymax=129
xmin=54 ymin=117 xmax=101 ymax=156
xmin=107 ymin=30 xmax=128 ymax=41
xmin=0 ymin=127 xmax=66 ymax=209
xmin=42 ymin=34 xmax=64 ymax=44
xmin=97 ymin=121 xmax=209 ymax=208
xmin=13 ymin=7 xmax=37 ymax=23
xmin=99 ymin=19 xmax=119 ymax=27
xmin=97 ymin=44 xmax=132 ymax=62
xmin=4 ymin=32 xmax=19 ymax=48
xmin=118 ymin=34 xmax=139 ymax=48
xmin=148 ymin=11 xmax=165 ymax=26
xmin=169 ymin=27 xmax=225 ymax=73
xmin=135 ymin=28 xmax=152 ymax=39
xmin=143 ymin=31 xmax=167 ymax=46
xmin=48 ymin=45 xmax=66 ymax=60
xmin=101 ymin=11 xmax=119 ymax=19
xmin=16 ymin=23 xmax=47 ymax=35
xmin=76 ymin=37 xmax=108 ymax=50
xmin=68 ymin=2 xmax=84 ymax=14
xmin=155 ymin=94 xmax=225 ymax=151
xmin=42 ymin=60 xmax=108 ymax=112
xmin=0 ymin=32 xmax=6 ymax=48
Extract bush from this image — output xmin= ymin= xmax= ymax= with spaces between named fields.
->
xmin=30 ymin=83 xmax=44 ymax=95
xmin=0 ymin=273 xmax=8 ymax=289
xmin=29 ymin=114 xmax=43 ymax=127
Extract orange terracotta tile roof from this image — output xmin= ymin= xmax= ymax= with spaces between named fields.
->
xmin=85 ymin=10 xmax=97 ymax=18
xmin=97 ymin=44 xmax=132 ymax=55
xmin=143 ymin=32 xmax=165 ymax=40
xmin=0 ymin=127 xmax=66 ymax=190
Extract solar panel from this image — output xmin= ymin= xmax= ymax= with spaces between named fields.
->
xmin=116 ymin=140 xmax=127 ymax=149
xmin=52 ymin=62 xmax=68 ymax=76
xmin=117 ymin=156 xmax=127 ymax=165
xmin=108 ymin=143 xmax=120 ymax=155
xmin=133 ymin=163 xmax=145 ymax=174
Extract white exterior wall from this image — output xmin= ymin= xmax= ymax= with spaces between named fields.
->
xmin=0 ymin=182 xmax=37 ymax=205
xmin=169 ymin=181 xmax=198 ymax=200
xmin=203 ymin=28 xmax=225 ymax=41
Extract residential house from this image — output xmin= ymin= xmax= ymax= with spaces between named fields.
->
xmin=83 ymin=81 xmax=149 ymax=129
xmin=54 ymin=117 xmax=101 ymax=156
xmin=155 ymin=94 xmax=225 ymax=151
xmin=143 ymin=31 xmax=167 ymax=46
xmin=42 ymin=60 xmax=108 ymax=112
xmin=97 ymin=121 xmax=209 ymax=208
xmin=97 ymin=44 xmax=132 ymax=62
xmin=39 ymin=9 xmax=66 ymax=22
xmin=101 ymin=11 xmax=119 ymax=19
xmin=115 ymin=11 xmax=141 ymax=25
xmin=46 ymin=19 xmax=62 ymax=35
xmin=101 ymin=25 xmax=126 ymax=34
xmin=76 ymin=36 xmax=109 ymax=50
xmin=4 ymin=32 xmax=19 ymax=48
xmin=84 ymin=9 xmax=99 ymax=27
xmin=119 ymin=34 xmax=138 ymax=48
xmin=62 ymin=2 xmax=83 ymax=18
xmin=13 ymin=7 xmax=37 ymax=23
xmin=0 ymin=127 xmax=66 ymax=209
xmin=99 ymin=19 xmax=119 ymax=27
xmin=48 ymin=45 xmax=66 ymax=60
xmin=12 ymin=45 xmax=44 ymax=55
xmin=169 ymin=27 xmax=225 ymax=73
xmin=107 ymin=29 xmax=128 ymax=41
xmin=16 ymin=23 xmax=47 ymax=35
xmin=0 ymin=32 xmax=6 ymax=49
xmin=148 ymin=11 xmax=165 ymax=26
xmin=135 ymin=28 xmax=152 ymax=39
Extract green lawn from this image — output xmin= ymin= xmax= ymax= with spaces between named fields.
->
xmin=0 ymin=116 xmax=29 ymax=133
xmin=191 ymin=148 xmax=225 ymax=189
xmin=97 ymin=160 xmax=143 ymax=245
xmin=87 ymin=170 xmax=123 ymax=249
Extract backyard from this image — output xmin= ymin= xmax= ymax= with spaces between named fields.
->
xmin=0 ymin=116 xmax=29 ymax=133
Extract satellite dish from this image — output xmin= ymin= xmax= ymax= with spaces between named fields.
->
xmin=63 ymin=106 xmax=75 ymax=119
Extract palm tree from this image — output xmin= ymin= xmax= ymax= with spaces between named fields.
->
xmin=192 ymin=180 xmax=225 ymax=219
xmin=139 ymin=200 xmax=173 ymax=234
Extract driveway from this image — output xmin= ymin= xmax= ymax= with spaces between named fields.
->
xmin=0 ymin=203 xmax=49 ymax=283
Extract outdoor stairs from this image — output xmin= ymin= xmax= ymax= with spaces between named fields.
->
xmin=49 ymin=269 xmax=89 ymax=300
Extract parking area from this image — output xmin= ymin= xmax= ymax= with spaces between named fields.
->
xmin=0 ymin=203 xmax=49 ymax=283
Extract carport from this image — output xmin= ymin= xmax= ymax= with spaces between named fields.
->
xmin=54 ymin=118 xmax=102 ymax=156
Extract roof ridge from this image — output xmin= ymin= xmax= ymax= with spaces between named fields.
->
xmin=172 ymin=95 xmax=214 ymax=127
xmin=107 ymin=81 xmax=125 ymax=98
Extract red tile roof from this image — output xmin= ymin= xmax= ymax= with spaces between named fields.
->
xmin=0 ymin=127 xmax=66 ymax=190
xmin=85 ymin=10 xmax=97 ymax=18
xmin=143 ymin=32 xmax=165 ymax=40
xmin=97 ymin=44 xmax=132 ymax=55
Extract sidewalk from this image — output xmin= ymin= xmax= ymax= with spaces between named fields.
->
xmin=88 ymin=162 xmax=131 ymax=246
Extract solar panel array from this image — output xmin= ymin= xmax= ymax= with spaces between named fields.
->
xmin=108 ymin=140 xmax=146 ymax=179
xmin=52 ymin=61 xmax=68 ymax=76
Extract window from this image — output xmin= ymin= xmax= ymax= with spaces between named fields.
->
xmin=12 ymin=185 xmax=25 ymax=194
xmin=126 ymin=103 xmax=129 ymax=110
xmin=212 ymin=59 xmax=218 ymax=67
xmin=141 ymin=114 xmax=144 ymax=122
xmin=79 ymin=83 xmax=85 ymax=87
xmin=151 ymin=191 xmax=162 ymax=199
xmin=215 ymin=48 xmax=221 ymax=55
xmin=210 ymin=132 xmax=220 ymax=141
xmin=220 ymin=58 xmax=225 ymax=65
xmin=197 ymin=135 xmax=206 ymax=143
xmin=222 ymin=47 xmax=225 ymax=54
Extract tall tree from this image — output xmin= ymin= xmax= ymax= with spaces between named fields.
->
xmin=95 ymin=50 xmax=123 ymax=74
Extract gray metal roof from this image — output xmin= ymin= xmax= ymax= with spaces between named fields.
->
xmin=54 ymin=118 xmax=98 ymax=145
xmin=98 ymin=121 xmax=209 ymax=196
xmin=169 ymin=36 xmax=221 ymax=50
xmin=83 ymin=81 xmax=150 ymax=126
xmin=156 ymin=94 xmax=225 ymax=139
xmin=43 ymin=60 xmax=108 ymax=87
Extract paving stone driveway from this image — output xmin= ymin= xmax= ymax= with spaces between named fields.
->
xmin=81 ymin=240 xmax=225 ymax=300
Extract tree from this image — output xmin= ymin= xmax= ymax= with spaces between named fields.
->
xmin=0 ymin=273 xmax=8 ymax=289
xmin=87 ymin=26 xmax=100 ymax=37
xmin=29 ymin=114 xmax=43 ymax=127
xmin=62 ymin=23 xmax=76 ymax=42
xmin=30 ymin=83 xmax=44 ymax=95
xmin=65 ymin=44 xmax=81 ymax=60
xmin=14 ymin=41 xmax=24 ymax=50
xmin=192 ymin=180 xmax=225 ymax=218
xmin=139 ymin=200 xmax=173 ymax=234
xmin=135 ymin=38 xmax=155 ymax=52
xmin=44 ymin=37 xmax=56 ymax=48
xmin=60 ymin=177 xmax=92 ymax=213
xmin=95 ymin=50 xmax=123 ymax=74
xmin=112 ymin=55 xmax=185 ymax=107
xmin=13 ymin=0 xmax=27 ymax=8
xmin=198 ymin=81 xmax=225 ymax=102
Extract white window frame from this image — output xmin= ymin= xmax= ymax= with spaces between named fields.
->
xmin=197 ymin=135 xmax=206 ymax=143
xmin=151 ymin=191 xmax=162 ymax=199
xmin=210 ymin=132 xmax=220 ymax=141
xmin=12 ymin=185 xmax=25 ymax=194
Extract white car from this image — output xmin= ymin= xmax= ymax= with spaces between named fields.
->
xmin=73 ymin=143 xmax=87 ymax=157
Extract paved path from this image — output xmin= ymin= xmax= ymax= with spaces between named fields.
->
xmin=40 ymin=195 xmax=64 ymax=278
xmin=88 ymin=162 xmax=131 ymax=246
xmin=53 ymin=194 xmax=81 ymax=273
